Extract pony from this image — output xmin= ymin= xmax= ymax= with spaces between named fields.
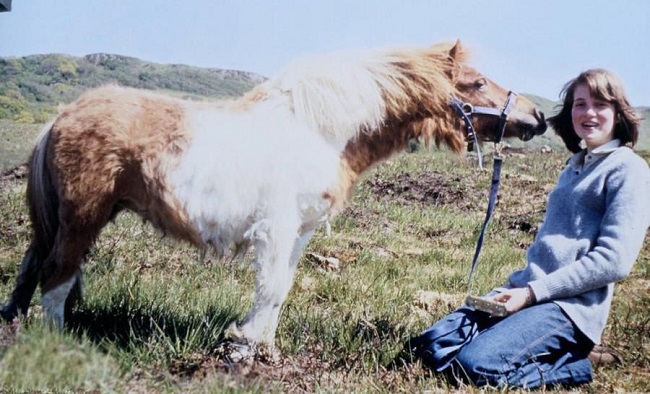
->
xmin=1 ymin=41 xmax=546 ymax=356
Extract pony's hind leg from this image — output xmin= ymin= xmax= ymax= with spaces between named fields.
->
xmin=0 ymin=244 xmax=40 ymax=321
xmin=41 ymin=276 xmax=76 ymax=329
xmin=39 ymin=223 xmax=98 ymax=329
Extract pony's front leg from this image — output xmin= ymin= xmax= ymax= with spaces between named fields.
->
xmin=226 ymin=220 xmax=313 ymax=353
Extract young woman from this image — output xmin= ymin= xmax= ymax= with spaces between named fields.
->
xmin=408 ymin=69 xmax=650 ymax=389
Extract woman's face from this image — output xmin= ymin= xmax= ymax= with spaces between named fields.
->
xmin=571 ymin=83 xmax=616 ymax=152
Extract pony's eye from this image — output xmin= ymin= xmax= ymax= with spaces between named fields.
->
xmin=475 ymin=78 xmax=488 ymax=90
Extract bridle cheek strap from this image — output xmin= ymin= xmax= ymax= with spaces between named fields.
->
xmin=449 ymin=91 xmax=518 ymax=169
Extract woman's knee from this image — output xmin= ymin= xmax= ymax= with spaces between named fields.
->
xmin=409 ymin=308 xmax=488 ymax=367
xmin=455 ymin=344 xmax=497 ymax=371
xmin=450 ymin=335 xmax=509 ymax=385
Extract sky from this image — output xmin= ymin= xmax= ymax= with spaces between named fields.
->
xmin=1 ymin=0 xmax=649 ymax=105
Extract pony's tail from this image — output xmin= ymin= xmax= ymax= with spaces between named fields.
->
xmin=1 ymin=121 xmax=60 ymax=321
xmin=27 ymin=121 xmax=60 ymax=259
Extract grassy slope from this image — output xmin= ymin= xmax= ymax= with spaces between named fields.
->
xmin=0 ymin=142 xmax=648 ymax=393
xmin=0 ymin=121 xmax=42 ymax=171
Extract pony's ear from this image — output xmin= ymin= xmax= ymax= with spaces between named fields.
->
xmin=447 ymin=40 xmax=463 ymax=81
xmin=448 ymin=40 xmax=463 ymax=61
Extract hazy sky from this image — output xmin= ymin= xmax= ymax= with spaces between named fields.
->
xmin=2 ymin=0 xmax=649 ymax=105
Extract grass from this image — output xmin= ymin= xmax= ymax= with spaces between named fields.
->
xmin=0 ymin=120 xmax=42 ymax=172
xmin=0 ymin=120 xmax=648 ymax=392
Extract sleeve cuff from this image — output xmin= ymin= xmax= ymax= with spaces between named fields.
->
xmin=528 ymin=280 xmax=549 ymax=303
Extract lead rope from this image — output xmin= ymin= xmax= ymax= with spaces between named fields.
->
xmin=466 ymin=148 xmax=502 ymax=295
xmin=465 ymin=92 xmax=517 ymax=295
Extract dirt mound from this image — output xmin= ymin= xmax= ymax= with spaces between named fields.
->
xmin=366 ymin=171 xmax=473 ymax=209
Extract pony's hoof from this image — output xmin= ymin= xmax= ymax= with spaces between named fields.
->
xmin=0 ymin=304 xmax=18 ymax=323
xmin=215 ymin=340 xmax=256 ymax=364
xmin=220 ymin=323 xmax=280 ymax=364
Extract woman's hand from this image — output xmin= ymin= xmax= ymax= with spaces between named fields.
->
xmin=489 ymin=286 xmax=535 ymax=315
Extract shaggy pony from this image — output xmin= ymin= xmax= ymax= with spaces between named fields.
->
xmin=1 ymin=41 xmax=546 ymax=354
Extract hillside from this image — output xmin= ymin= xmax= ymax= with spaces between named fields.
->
xmin=0 ymin=53 xmax=648 ymax=152
xmin=0 ymin=53 xmax=266 ymax=123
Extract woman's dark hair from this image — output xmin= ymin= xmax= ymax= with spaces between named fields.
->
xmin=547 ymin=69 xmax=642 ymax=153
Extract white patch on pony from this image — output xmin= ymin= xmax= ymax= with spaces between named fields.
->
xmin=267 ymin=49 xmax=402 ymax=149
xmin=170 ymin=99 xmax=340 ymax=256
xmin=41 ymin=276 xmax=76 ymax=329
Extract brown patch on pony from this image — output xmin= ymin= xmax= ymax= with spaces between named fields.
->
xmin=39 ymin=86 xmax=200 ymax=291
xmin=409 ymin=117 xmax=465 ymax=154
xmin=53 ymin=86 xmax=199 ymax=242
xmin=344 ymin=42 xmax=466 ymax=175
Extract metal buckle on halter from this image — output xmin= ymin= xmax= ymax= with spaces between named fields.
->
xmin=461 ymin=103 xmax=476 ymax=151
xmin=449 ymin=98 xmax=478 ymax=153
xmin=449 ymin=91 xmax=518 ymax=159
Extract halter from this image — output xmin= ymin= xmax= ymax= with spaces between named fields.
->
xmin=450 ymin=91 xmax=518 ymax=169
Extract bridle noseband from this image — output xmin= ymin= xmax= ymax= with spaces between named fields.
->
xmin=450 ymin=91 xmax=518 ymax=169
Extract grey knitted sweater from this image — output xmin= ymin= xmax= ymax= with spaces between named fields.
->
xmin=506 ymin=143 xmax=650 ymax=344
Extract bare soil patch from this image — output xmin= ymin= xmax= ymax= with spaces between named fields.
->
xmin=366 ymin=170 xmax=475 ymax=210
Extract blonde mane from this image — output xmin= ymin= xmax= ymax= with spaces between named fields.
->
xmin=240 ymin=43 xmax=462 ymax=148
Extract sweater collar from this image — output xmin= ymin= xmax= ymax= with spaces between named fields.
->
xmin=568 ymin=139 xmax=622 ymax=171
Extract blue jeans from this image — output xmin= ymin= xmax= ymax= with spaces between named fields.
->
xmin=408 ymin=302 xmax=593 ymax=389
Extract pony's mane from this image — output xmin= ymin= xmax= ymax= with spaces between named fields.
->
xmin=240 ymin=42 xmax=464 ymax=148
